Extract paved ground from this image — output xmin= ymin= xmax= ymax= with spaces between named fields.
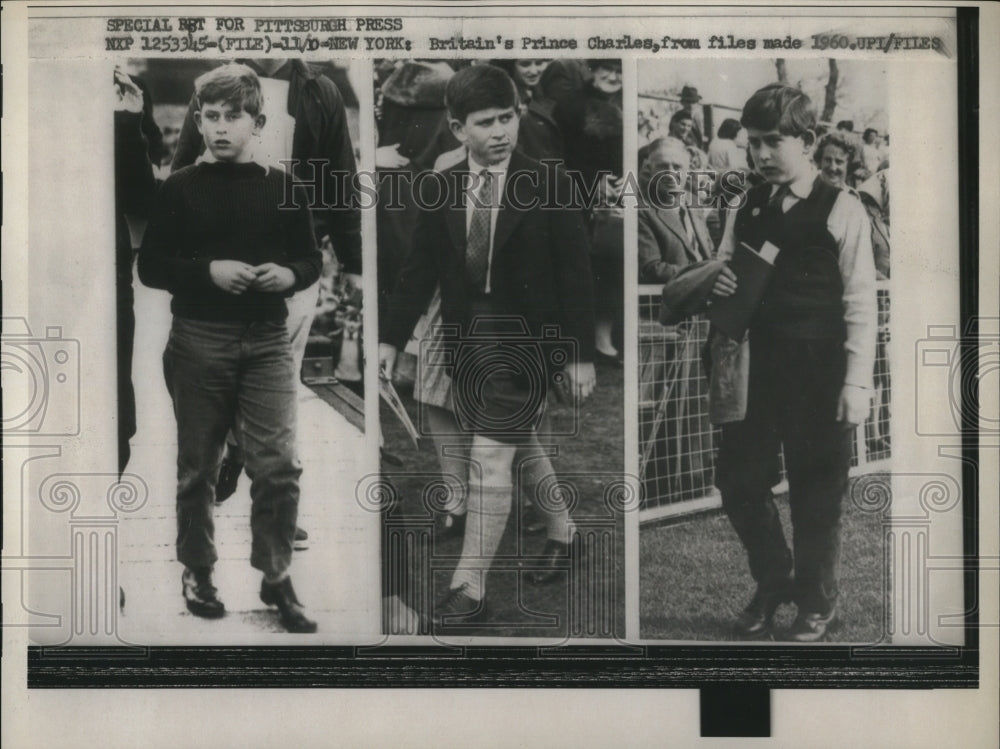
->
xmin=117 ymin=278 xmax=380 ymax=644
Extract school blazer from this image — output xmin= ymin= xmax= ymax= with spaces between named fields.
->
xmin=637 ymin=204 xmax=713 ymax=285
xmin=381 ymin=150 xmax=596 ymax=369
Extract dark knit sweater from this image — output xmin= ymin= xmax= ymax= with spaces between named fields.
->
xmin=138 ymin=161 xmax=321 ymax=322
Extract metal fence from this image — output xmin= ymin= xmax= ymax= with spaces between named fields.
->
xmin=638 ymin=283 xmax=892 ymax=524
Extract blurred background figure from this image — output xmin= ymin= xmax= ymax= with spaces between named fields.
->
xmin=114 ymin=62 xmax=161 ymax=475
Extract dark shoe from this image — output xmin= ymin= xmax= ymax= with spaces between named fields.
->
xmin=260 ymin=576 xmax=318 ymax=633
xmin=528 ymin=536 xmax=580 ymax=585
xmin=435 ymin=512 xmax=466 ymax=542
xmin=215 ymin=453 xmax=243 ymax=503
xmin=788 ymin=607 xmax=839 ymax=642
xmin=523 ymin=504 xmax=545 ymax=536
xmin=182 ymin=567 xmax=225 ymax=619
xmin=294 ymin=526 xmax=309 ymax=551
xmin=431 ymin=583 xmax=490 ymax=630
xmin=734 ymin=584 xmax=792 ymax=639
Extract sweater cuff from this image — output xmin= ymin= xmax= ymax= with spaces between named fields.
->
xmin=195 ymin=259 xmax=215 ymax=290
xmin=844 ymin=354 xmax=875 ymax=390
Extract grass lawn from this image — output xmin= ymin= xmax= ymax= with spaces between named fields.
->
xmin=640 ymin=472 xmax=891 ymax=642
xmin=381 ymin=357 xmax=626 ymax=638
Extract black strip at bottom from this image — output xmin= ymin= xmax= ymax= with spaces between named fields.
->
xmin=700 ymin=686 xmax=770 ymax=737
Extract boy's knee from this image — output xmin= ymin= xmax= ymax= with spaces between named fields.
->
xmin=469 ymin=442 xmax=513 ymax=488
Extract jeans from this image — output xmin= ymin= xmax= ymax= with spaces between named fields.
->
xmin=163 ymin=318 xmax=301 ymax=577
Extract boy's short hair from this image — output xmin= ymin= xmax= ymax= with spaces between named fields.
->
xmin=740 ymin=83 xmax=816 ymax=138
xmin=195 ymin=63 xmax=263 ymax=117
xmin=445 ymin=64 xmax=518 ymax=123
xmin=836 ymin=119 xmax=854 ymax=132
xmin=717 ymin=117 xmax=742 ymax=140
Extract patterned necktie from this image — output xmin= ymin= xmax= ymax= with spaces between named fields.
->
xmin=466 ymin=169 xmax=494 ymax=292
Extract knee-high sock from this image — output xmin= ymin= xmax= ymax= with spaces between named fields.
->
xmin=424 ymin=404 xmax=470 ymax=516
xmin=450 ymin=484 xmax=512 ymax=600
xmin=519 ymin=446 xmax=576 ymax=545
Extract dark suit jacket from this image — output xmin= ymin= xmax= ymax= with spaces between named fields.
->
xmin=381 ymin=150 xmax=596 ymax=373
xmin=637 ymin=203 xmax=713 ymax=284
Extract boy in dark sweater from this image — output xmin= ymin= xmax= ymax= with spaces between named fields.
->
xmin=711 ymin=84 xmax=876 ymax=641
xmin=138 ymin=64 xmax=322 ymax=633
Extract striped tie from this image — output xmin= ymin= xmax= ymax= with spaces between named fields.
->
xmin=466 ymin=169 xmax=494 ymax=292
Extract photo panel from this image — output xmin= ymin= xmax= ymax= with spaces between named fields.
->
xmin=374 ymin=58 xmax=627 ymax=639
xmin=634 ymin=56 xmax=964 ymax=647
xmin=16 ymin=51 xmax=381 ymax=645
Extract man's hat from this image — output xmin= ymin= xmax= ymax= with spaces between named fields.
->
xmin=680 ymin=85 xmax=701 ymax=104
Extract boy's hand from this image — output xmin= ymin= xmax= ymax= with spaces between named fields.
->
xmin=376 ymin=143 xmax=410 ymax=169
xmin=251 ymin=263 xmax=296 ymax=293
xmin=836 ymin=384 xmax=873 ymax=427
xmin=379 ymin=343 xmax=398 ymax=381
xmin=563 ymin=362 xmax=596 ymax=401
xmin=209 ymin=260 xmax=259 ymax=295
xmin=711 ymin=265 xmax=738 ymax=298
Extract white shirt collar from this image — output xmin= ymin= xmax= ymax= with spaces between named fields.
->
xmin=467 ymin=153 xmax=511 ymax=176
xmin=773 ymin=166 xmax=818 ymax=200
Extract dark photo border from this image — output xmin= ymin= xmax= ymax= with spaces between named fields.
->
xmin=27 ymin=6 xmax=981 ymax=695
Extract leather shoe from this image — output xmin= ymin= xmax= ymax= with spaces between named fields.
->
xmin=431 ymin=583 xmax=490 ymax=630
xmin=182 ymin=567 xmax=225 ymax=619
xmin=260 ymin=576 xmax=318 ymax=633
xmin=528 ymin=536 xmax=580 ymax=585
xmin=522 ymin=504 xmax=545 ymax=536
xmin=215 ymin=453 xmax=243 ymax=503
xmin=788 ymin=606 xmax=839 ymax=642
xmin=435 ymin=512 xmax=466 ymax=542
xmin=734 ymin=583 xmax=792 ymax=639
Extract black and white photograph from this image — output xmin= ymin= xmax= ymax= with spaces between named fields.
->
xmin=110 ymin=57 xmax=377 ymax=639
xmin=2 ymin=2 xmax=996 ymax=746
xmin=375 ymin=58 xmax=626 ymax=637
xmin=637 ymin=58 xmax=896 ymax=642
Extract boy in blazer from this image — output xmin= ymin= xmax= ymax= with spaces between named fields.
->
xmin=379 ymin=64 xmax=597 ymax=629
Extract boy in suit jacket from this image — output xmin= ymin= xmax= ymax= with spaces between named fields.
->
xmin=379 ymin=65 xmax=597 ymax=629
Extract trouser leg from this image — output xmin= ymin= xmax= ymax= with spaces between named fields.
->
xmin=116 ymin=256 xmax=137 ymax=476
xmin=716 ymin=334 xmax=791 ymax=591
xmin=285 ymin=280 xmax=319 ymax=381
xmin=163 ymin=320 xmax=240 ymax=570
xmin=779 ymin=339 xmax=850 ymax=614
xmin=236 ymin=321 xmax=302 ymax=579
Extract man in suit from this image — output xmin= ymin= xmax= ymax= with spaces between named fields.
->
xmin=379 ymin=64 xmax=596 ymax=629
xmin=639 ymin=137 xmax=715 ymax=500
xmin=638 ymin=137 xmax=713 ymax=284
